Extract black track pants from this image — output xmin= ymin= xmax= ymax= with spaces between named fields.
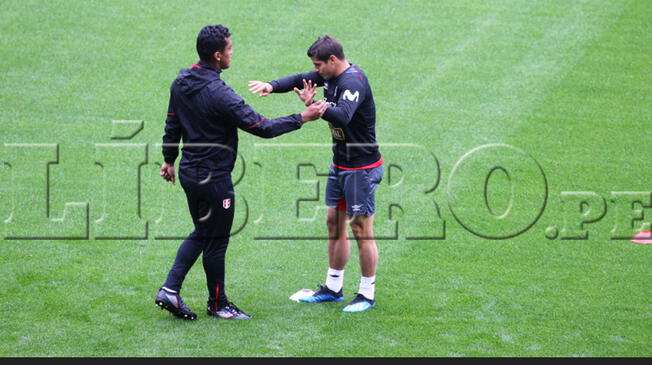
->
xmin=163 ymin=176 xmax=235 ymax=305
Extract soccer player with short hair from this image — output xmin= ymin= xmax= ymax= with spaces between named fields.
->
xmin=249 ymin=35 xmax=382 ymax=312
xmin=156 ymin=25 xmax=328 ymax=320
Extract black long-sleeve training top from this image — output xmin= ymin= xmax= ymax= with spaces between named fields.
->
xmin=269 ymin=64 xmax=381 ymax=169
xmin=162 ymin=61 xmax=303 ymax=182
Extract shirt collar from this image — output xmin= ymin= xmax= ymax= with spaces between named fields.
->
xmin=331 ymin=63 xmax=352 ymax=83
xmin=196 ymin=60 xmax=223 ymax=74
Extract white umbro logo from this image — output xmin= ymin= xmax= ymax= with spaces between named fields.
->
xmin=343 ymin=89 xmax=359 ymax=102
xmin=352 ymin=204 xmax=362 ymax=212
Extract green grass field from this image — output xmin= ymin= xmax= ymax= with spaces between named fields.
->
xmin=1 ymin=0 xmax=651 ymax=357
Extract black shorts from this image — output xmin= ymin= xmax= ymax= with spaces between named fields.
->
xmin=325 ymin=164 xmax=383 ymax=216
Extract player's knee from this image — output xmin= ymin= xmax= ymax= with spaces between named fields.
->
xmin=326 ymin=213 xmax=336 ymax=226
xmin=326 ymin=211 xmax=342 ymax=230
xmin=351 ymin=217 xmax=375 ymax=239
xmin=349 ymin=220 xmax=365 ymax=237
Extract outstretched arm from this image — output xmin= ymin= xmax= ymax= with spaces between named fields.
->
xmin=250 ymin=77 xmax=318 ymax=106
xmin=223 ymin=87 xmax=328 ymax=138
xmin=249 ymin=71 xmax=324 ymax=97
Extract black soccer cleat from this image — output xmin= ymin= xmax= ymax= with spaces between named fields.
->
xmin=299 ymin=284 xmax=344 ymax=303
xmin=155 ymin=288 xmax=197 ymax=320
xmin=207 ymin=300 xmax=252 ymax=320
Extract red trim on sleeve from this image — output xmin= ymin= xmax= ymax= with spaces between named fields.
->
xmin=191 ymin=63 xmax=202 ymax=69
xmin=167 ymin=113 xmax=176 ymax=116
xmin=352 ymin=65 xmax=363 ymax=81
xmin=244 ymin=117 xmax=265 ymax=130
xmin=332 ymin=157 xmax=383 ymax=170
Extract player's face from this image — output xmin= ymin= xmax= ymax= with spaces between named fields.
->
xmin=311 ymin=56 xmax=336 ymax=80
xmin=216 ymin=37 xmax=233 ymax=69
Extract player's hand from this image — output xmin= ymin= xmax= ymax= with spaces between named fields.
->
xmin=300 ymin=100 xmax=329 ymax=122
xmin=293 ymin=79 xmax=317 ymax=106
xmin=248 ymin=81 xmax=273 ymax=97
xmin=160 ymin=162 xmax=176 ymax=185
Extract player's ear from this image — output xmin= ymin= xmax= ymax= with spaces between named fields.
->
xmin=328 ymin=55 xmax=337 ymax=64
xmin=213 ymin=51 xmax=221 ymax=63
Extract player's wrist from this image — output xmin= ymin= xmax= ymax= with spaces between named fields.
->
xmin=266 ymin=81 xmax=275 ymax=93
xmin=300 ymin=111 xmax=309 ymax=122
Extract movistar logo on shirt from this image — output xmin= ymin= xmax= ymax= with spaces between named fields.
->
xmin=343 ymin=89 xmax=359 ymax=102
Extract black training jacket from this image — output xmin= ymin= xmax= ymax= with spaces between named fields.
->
xmin=162 ymin=61 xmax=303 ymax=182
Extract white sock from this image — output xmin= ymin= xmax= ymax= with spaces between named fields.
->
xmin=358 ymin=276 xmax=376 ymax=300
xmin=325 ymin=268 xmax=344 ymax=292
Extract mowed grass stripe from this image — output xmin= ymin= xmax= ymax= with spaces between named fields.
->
xmin=1 ymin=0 xmax=651 ymax=357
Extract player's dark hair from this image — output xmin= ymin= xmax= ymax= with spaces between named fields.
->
xmin=196 ymin=25 xmax=231 ymax=62
xmin=307 ymin=35 xmax=345 ymax=62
